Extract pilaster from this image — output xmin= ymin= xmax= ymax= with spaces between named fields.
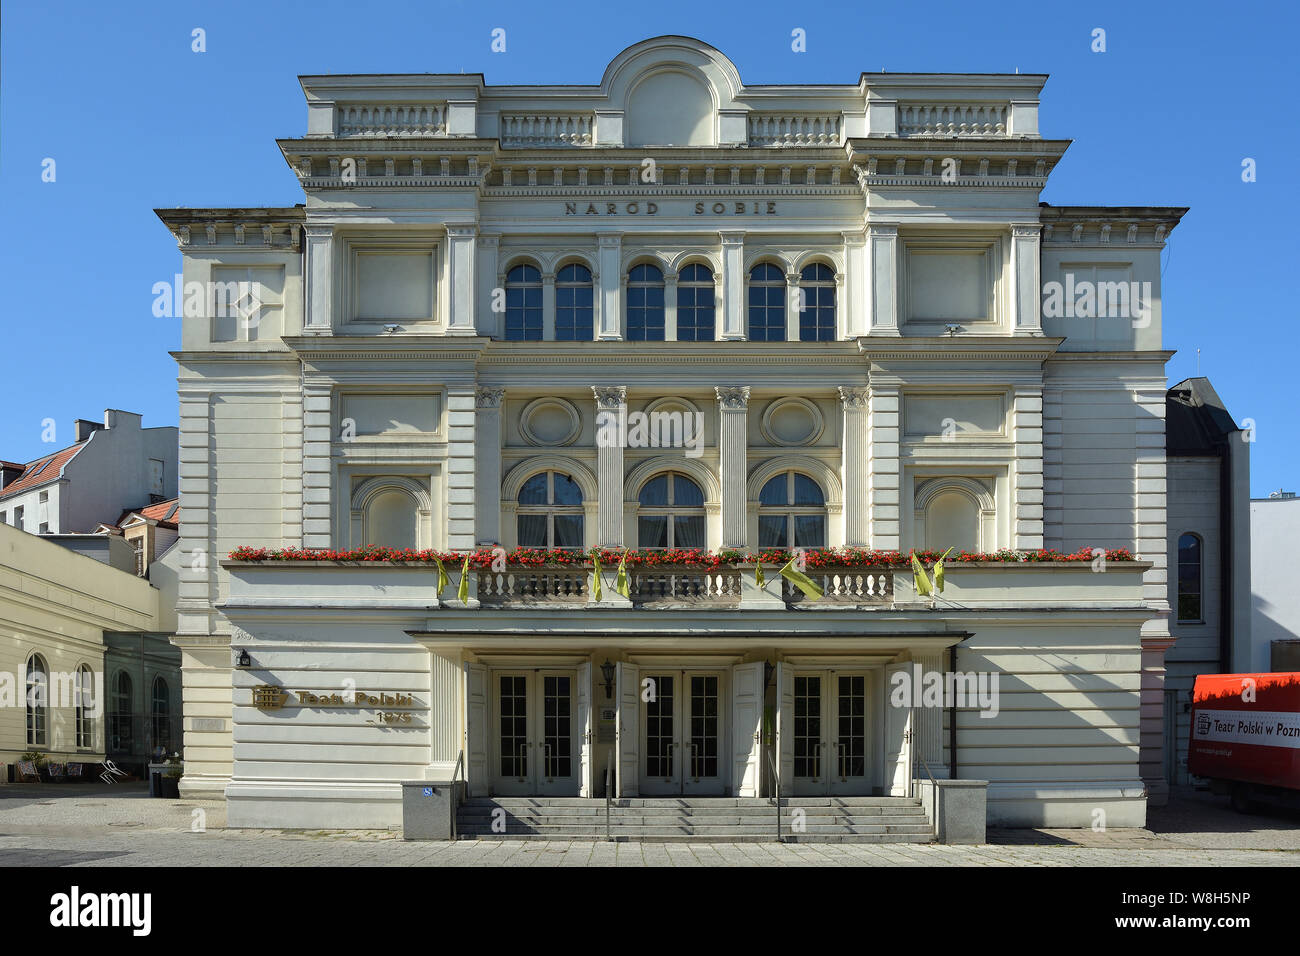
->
xmin=446 ymin=226 xmax=478 ymax=335
xmin=476 ymin=235 xmax=500 ymax=337
xmin=839 ymin=386 xmax=871 ymax=546
xmin=474 ymin=387 xmax=506 ymax=545
xmin=716 ymin=386 xmax=750 ymax=548
xmin=597 ymin=235 xmax=622 ymax=340
xmin=301 ymin=381 xmax=333 ymax=548
xmin=868 ymin=384 xmax=901 ymax=549
xmin=593 ymin=385 xmax=626 ymax=546
xmin=303 ymin=225 xmax=333 ymax=332
xmin=1012 ymin=385 xmax=1045 ymax=549
xmin=867 ymin=223 xmax=900 ymax=335
xmin=445 ymin=387 xmax=477 ymax=549
xmin=1010 ymin=224 xmax=1042 ymax=335
xmin=720 ymin=233 xmax=745 ymax=340
xmin=912 ymin=652 xmax=946 ymax=776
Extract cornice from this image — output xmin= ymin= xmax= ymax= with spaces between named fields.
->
xmin=857 ymin=335 xmax=1064 ymax=362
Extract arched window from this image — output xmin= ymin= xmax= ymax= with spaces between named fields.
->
xmin=152 ymin=677 xmax=171 ymax=753
xmin=1178 ymin=533 xmax=1203 ymax=622
xmin=748 ymin=263 xmax=786 ymax=341
xmin=25 ymin=654 xmax=48 ymax=748
xmin=758 ymin=471 xmax=827 ymax=548
xmin=111 ymin=671 xmax=133 ymax=753
xmin=638 ymin=472 xmax=705 ymax=549
xmin=75 ymin=664 xmax=94 ymax=749
xmin=555 ymin=264 xmax=594 ymax=341
xmin=626 ymin=264 xmax=665 ymax=341
xmin=799 ymin=263 xmax=836 ymax=341
xmin=366 ymin=489 xmax=418 ymax=550
xmin=505 ymin=264 xmax=543 ymax=341
xmin=677 ymin=264 xmax=716 ymax=341
xmin=516 ymin=471 xmax=585 ymax=549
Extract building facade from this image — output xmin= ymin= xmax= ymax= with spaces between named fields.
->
xmin=1251 ymin=492 xmax=1300 ymax=673
xmin=159 ymin=36 xmax=1185 ymax=830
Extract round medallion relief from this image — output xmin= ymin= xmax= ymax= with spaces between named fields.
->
xmin=520 ymin=398 xmax=582 ymax=446
xmin=760 ymin=398 xmax=824 ymax=446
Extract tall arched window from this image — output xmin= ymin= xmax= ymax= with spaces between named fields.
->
xmin=626 ymin=264 xmax=665 ymax=341
xmin=1178 ymin=533 xmax=1203 ymax=622
xmin=75 ymin=664 xmax=94 ymax=749
xmin=111 ymin=671 xmax=133 ymax=752
xmin=152 ymin=677 xmax=171 ymax=752
xmin=677 ymin=264 xmax=716 ymax=341
xmin=25 ymin=654 xmax=48 ymax=748
xmin=799 ymin=263 xmax=836 ymax=341
xmin=758 ymin=471 xmax=827 ymax=548
xmin=555 ymin=263 xmax=594 ymax=340
xmin=505 ymin=264 xmax=543 ymax=341
xmin=638 ymin=472 xmax=705 ymax=549
xmin=748 ymin=263 xmax=786 ymax=341
xmin=516 ymin=471 xmax=585 ymax=549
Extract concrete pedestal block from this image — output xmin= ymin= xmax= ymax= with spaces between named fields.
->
xmin=918 ymin=778 xmax=988 ymax=844
xmin=401 ymin=780 xmax=464 ymax=840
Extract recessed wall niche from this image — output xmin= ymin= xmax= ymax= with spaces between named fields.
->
xmin=760 ymin=398 xmax=824 ymax=446
xmin=520 ymin=397 xmax=582 ymax=446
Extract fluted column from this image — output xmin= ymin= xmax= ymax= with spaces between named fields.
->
xmin=912 ymin=651 xmax=946 ymax=776
xmin=839 ymin=386 xmax=870 ymax=546
xmin=593 ymin=386 xmax=626 ymax=546
xmin=475 ymin=387 xmax=505 ymax=545
xmin=716 ymin=386 xmax=750 ymax=548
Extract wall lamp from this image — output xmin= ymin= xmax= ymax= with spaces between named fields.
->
xmin=600 ymin=659 xmax=616 ymax=699
xmin=233 ymin=648 xmax=252 ymax=668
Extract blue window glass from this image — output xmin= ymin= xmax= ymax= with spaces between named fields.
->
xmin=799 ymin=263 xmax=836 ymax=341
xmin=676 ymin=264 xmax=715 ymax=341
xmin=748 ymin=263 xmax=786 ymax=341
xmin=627 ymin=264 xmax=665 ymax=341
xmin=555 ymin=263 xmax=594 ymax=341
xmin=505 ymin=264 xmax=542 ymax=341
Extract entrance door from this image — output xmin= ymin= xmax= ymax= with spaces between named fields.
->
xmin=791 ymin=670 xmax=872 ymax=795
xmin=492 ymin=670 xmax=580 ymax=796
xmin=641 ymin=670 xmax=727 ymax=795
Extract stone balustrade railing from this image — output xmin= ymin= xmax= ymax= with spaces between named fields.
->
xmin=477 ymin=566 xmax=589 ymax=605
xmin=747 ymin=113 xmax=842 ymax=147
xmin=337 ymin=103 xmax=449 ymax=137
xmin=781 ymin=567 xmax=893 ymax=605
xmin=897 ymin=103 xmax=1008 ymax=137
xmin=500 ymin=113 xmax=595 ymax=147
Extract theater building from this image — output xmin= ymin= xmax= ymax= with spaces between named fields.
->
xmin=159 ymin=36 xmax=1186 ymax=836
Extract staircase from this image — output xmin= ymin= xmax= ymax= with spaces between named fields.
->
xmin=455 ymin=796 xmax=934 ymax=843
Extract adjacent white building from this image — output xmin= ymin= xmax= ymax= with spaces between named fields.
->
xmin=0 ymin=410 xmax=177 ymax=535
xmin=158 ymin=36 xmax=1188 ymax=834
xmin=1251 ymin=491 xmax=1300 ymax=673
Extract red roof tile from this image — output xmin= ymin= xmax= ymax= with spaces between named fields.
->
xmin=112 ymin=498 xmax=180 ymax=529
xmin=0 ymin=443 xmax=86 ymax=500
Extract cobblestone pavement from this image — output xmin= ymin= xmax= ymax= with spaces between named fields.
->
xmin=1 ymin=783 xmax=1296 ymax=866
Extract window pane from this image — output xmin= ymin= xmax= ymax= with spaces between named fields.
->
xmin=639 ymin=515 xmax=669 ymax=549
xmin=552 ymin=514 xmax=584 ymax=549
xmin=517 ymin=514 xmax=547 ymax=548
xmin=671 ymin=475 xmax=704 ymax=507
xmin=518 ymin=473 xmax=548 ymax=505
xmin=674 ymin=515 xmax=705 ymax=549
xmin=639 ymin=476 xmax=669 ymax=506
xmin=759 ymin=475 xmax=787 ymax=506
xmin=758 ymin=515 xmax=788 ymax=548
xmin=552 ymin=473 xmax=583 ymax=506
xmin=794 ymin=515 xmax=826 ymax=548
xmin=793 ymin=474 xmax=824 ymax=506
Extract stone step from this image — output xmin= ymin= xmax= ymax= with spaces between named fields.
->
xmin=455 ymin=831 xmax=933 ymax=844
xmin=456 ymin=807 xmax=928 ymax=820
xmin=461 ymin=797 xmax=922 ymax=808
xmin=458 ymin=822 xmax=933 ymax=834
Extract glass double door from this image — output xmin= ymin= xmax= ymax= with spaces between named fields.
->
xmin=642 ymin=671 xmax=726 ymax=795
xmin=792 ymin=671 xmax=870 ymax=795
xmin=493 ymin=670 xmax=580 ymax=796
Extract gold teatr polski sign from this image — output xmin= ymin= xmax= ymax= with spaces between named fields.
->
xmin=252 ymin=685 xmax=416 ymax=723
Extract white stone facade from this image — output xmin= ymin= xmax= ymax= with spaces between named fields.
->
xmin=159 ymin=37 xmax=1185 ymax=828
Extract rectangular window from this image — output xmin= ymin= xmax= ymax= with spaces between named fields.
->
xmin=13 ymin=506 xmax=23 ymax=529
xmin=38 ymin=522 xmax=49 ymax=534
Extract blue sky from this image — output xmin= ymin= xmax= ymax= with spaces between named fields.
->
xmin=1 ymin=0 xmax=1296 ymax=495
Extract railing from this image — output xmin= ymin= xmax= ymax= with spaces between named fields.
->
xmin=780 ymin=568 xmax=893 ymax=605
xmin=451 ymin=749 xmax=465 ymax=840
xmin=915 ymin=754 xmax=940 ymax=842
xmin=630 ymin=567 xmax=742 ymax=607
xmin=748 ymin=113 xmax=842 ymax=147
xmin=477 ymin=567 xmax=588 ymax=605
xmin=764 ymin=740 xmax=782 ymax=843
xmin=337 ymin=103 xmax=449 ymax=137
xmin=501 ymin=113 xmax=594 ymax=147
xmin=897 ymin=103 xmax=1008 ymax=138
xmin=604 ymin=754 xmax=613 ymax=843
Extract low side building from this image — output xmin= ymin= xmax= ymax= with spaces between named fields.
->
xmin=1250 ymin=491 xmax=1300 ymax=672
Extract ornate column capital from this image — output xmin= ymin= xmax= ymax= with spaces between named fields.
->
xmin=715 ymin=386 xmax=751 ymax=410
xmin=838 ymin=386 xmax=869 ymax=410
xmin=592 ymin=385 xmax=627 ymax=409
xmin=476 ymin=386 xmax=506 ymax=409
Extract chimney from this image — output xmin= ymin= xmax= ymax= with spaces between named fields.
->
xmin=104 ymin=409 xmax=142 ymax=431
xmin=75 ymin=419 xmax=104 ymax=442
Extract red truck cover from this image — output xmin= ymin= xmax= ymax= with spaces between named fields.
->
xmin=1188 ymin=672 xmax=1300 ymax=789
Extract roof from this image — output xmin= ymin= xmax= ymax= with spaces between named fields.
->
xmin=0 ymin=443 xmax=86 ymax=500
xmin=1167 ymin=377 xmax=1241 ymax=456
xmin=112 ymin=498 xmax=180 ymax=530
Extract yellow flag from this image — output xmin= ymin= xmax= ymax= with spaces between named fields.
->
xmin=434 ymin=557 xmax=450 ymax=597
xmin=615 ymin=550 xmax=630 ymax=599
xmin=591 ymin=553 xmax=604 ymax=602
xmin=911 ymin=553 xmax=933 ymax=597
xmin=755 ymin=559 xmax=765 ymax=588
xmin=779 ymin=558 xmax=823 ymax=601
xmin=457 ymin=554 xmax=471 ymax=603
xmin=933 ymin=547 xmax=954 ymax=594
